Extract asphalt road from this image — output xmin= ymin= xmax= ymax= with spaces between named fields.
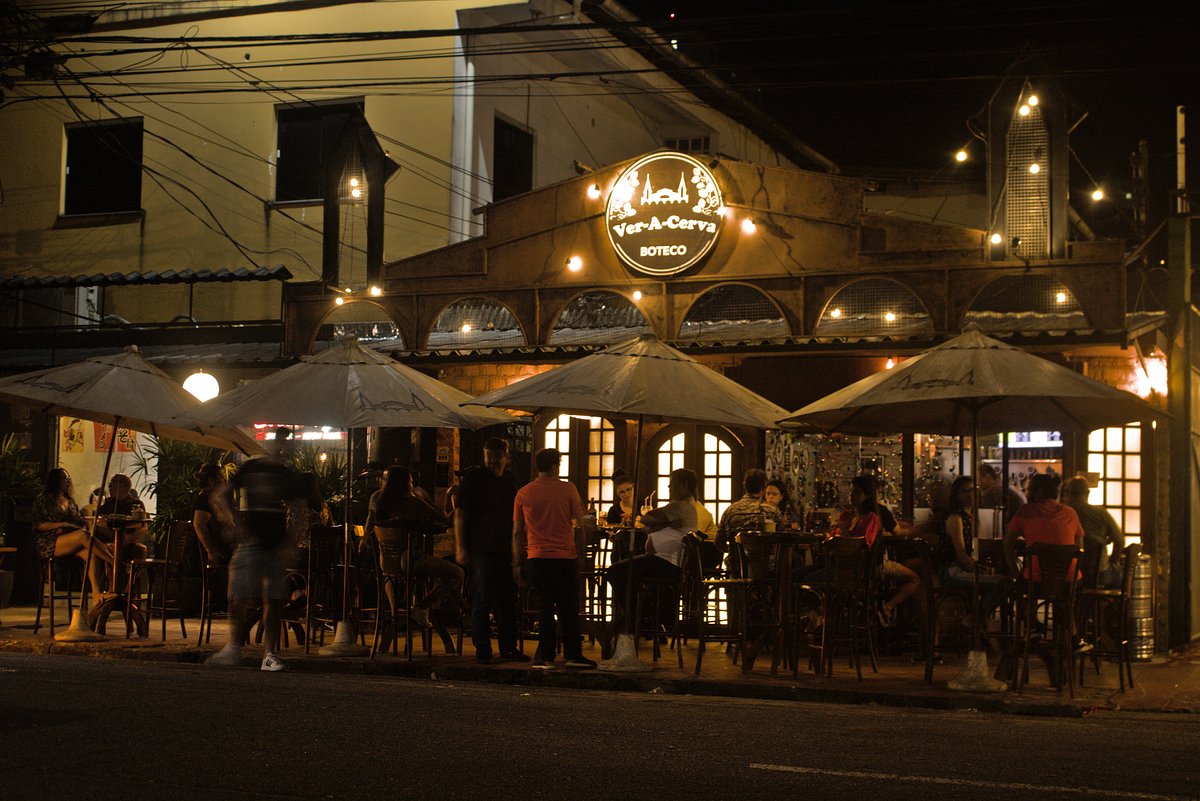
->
xmin=1 ymin=652 xmax=1198 ymax=801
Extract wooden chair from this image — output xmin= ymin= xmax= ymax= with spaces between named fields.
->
xmin=196 ymin=553 xmax=227 ymax=647
xmin=1015 ymin=543 xmax=1083 ymax=695
xmin=802 ymin=536 xmax=874 ymax=680
xmin=1077 ymin=542 xmax=1142 ymax=692
xmin=33 ymin=554 xmax=77 ymax=636
xmin=370 ymin=525 xmax=417 ymax=659
xmin=675 ymin=534 xmax=752 ymax=675
xmin=126 ymin=520 xmax=190 ymax=641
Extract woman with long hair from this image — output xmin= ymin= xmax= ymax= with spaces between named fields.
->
xmin=32 ymin=467 xmax=116 ymax=597
xmin=841 ymin=474 xmax=920 ymax=627
xmin=192 ymin=463 xmax=233 ymax=567
xmin=606 ymin=471 xmax=635 ymax=527
xmin=764 ymin=479 xmax=797 ymax=529
xmin=943 ymin=475 xmax=1004 ymax=620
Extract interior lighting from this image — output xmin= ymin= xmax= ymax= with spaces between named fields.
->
xmin=885 ymin=358 xmax=895 ymax=370
xmin=586 ymin=183 xmax=601 ymax=200
xmin=344 ymin=287 xmax=353 ymax=294
xmin=884 ymin=311 xmax=896 ymax=323
xmin=632 ymin=290 xmax=643 ymax=302
xmin=566 ymin=256 xmax=583 ymax=272
xmin=1091 ymin=188 xmax=1105 ymax=201
xmin=1027 ymin=94 xmax=1039 ymax=107
xmin=955 ymin=150 xmax=968 ymax=162
xmin=1055 ymin=291 xmax=1067 ymax=304
xmin=741 ymin=217 xmax=757 ymax=234
xmin=830 ymin=308 xmax=842 ymax=319
xmin=334 ymin=296 xmax=345 ymax=306
xmin=990 ymin=233 xmax=1003 ymax=245
xmin=1019 ymin=104 xmax=1031 ymax=117
xmin=461 ymin=324 xmax=472 ymax=334
xmin=182 ymin=371 xmax=220 ymax=402
xmin=319 ymin=452 xmax=328 ymax=462
xmin=369 ymin=286 xmax=382 ymax=297
xmin=1029 ymin=163 xmax=1041 ymax=174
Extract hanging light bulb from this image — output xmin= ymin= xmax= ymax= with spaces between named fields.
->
xmin=741 ymin=218 xmax=757 ymax=234
xmin=1019 ymin=104 xmax=1031 ymax=117
xmin=990 ymin=233 xmax=1003 ymax=245
xmin=334 ymin=296 xmax=345 ymax=306
xmin=1027 ymin=94 xmax=1039 ymax=107
xmin=885 ymin=358 xmax=895 ymax=370
xmin=884 ymin=311 xmax=896 ymax=323
xmin=182 ymin=371 xmax=220 ymax=402
xmin=1091 ymin=188 xmax=1105 ymax=201
xmin=632 ymin=290 xmax=643 ymax=302
xmin=830 ymin=308 xmax=842 ymax=319
xmin=566 ymin=256 xmax=583 ymax=272
xmin=955 ymin=150 xmax=968 ymax=163
xmin=1029 ymin=163 xmax=1041 ymax=174
xmin=369 ymin=286 xmax=382 ymax=297
xmin=586 ymin=183 xmax=601 ymax=200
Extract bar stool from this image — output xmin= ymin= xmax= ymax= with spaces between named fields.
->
xmin=33 ymin=553 xmax=79 ymax=636
xmin=126 ymin=521 xmax=190 ymax=640
xmin=1015 ymin=543 xmax=1083 ymax=695
xmin=1077 ymin=542 xmax=1142 ymax=692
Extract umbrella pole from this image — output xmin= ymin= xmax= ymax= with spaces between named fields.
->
xmin=56 ymin=417 xmax=116 ymax=642
xmin=600 ymin=413 xmax=652 ymax=672
xmin=321 ymin=427 xmax=366 ymax=656
xmin=948 ymin=406 xmax=1004 ymax=692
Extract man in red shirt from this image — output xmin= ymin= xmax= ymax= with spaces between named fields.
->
xmin=1004 ymin=473 xmax=1084 ymax=580
xmin=513 ymin=448 xmax=596 ymax=669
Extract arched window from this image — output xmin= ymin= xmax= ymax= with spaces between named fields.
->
xmin=964 ymin=274 xmax=1087 ymax=332
xmin=541 ymin=414 xmax=618 ymax=503
xmin=428 ymin=297 xmax=525 ymax=350
xmin=678 ymin=284 xmax=789 ymax=342
xmin=313 ymin=300 xmax=403 ymax=351
xmin=548 ymin=291 xmax=649 ymax=346
xmin=650 ymin=426 xmax=740 ymax=522
xmin=814 ymin=278 xmax=933 ymax=337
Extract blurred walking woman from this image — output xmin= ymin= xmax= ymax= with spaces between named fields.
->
xmin=32 ymin=467 xmax=116 ymax=597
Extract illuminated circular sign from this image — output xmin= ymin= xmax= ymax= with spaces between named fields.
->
xmin=605 ymin=151 xmax=723 ymax=277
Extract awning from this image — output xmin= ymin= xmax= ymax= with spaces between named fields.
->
xmin=0 ymin=266 xmax=292 ymax=289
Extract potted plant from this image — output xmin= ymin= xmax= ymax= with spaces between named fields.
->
xmin=0 ymin=433 xmax=42 ymax=607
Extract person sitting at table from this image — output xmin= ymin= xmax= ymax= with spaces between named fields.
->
xmin=941 ymin=475 xmax=1004 ymax=626
xmin=718 ymin=469 xmax=782 ymax=551
xmin=369 ymin=465 xmax=465 ymax=632
xmin=193 ymin=464 xmax=233 ymax=567
xmin=32 ymin=467 xmax=116 ymax=599
xmin=95 ymin=473 xmax=150 ymax=562
xmin=1003 ymin=472 xmax=1084 ymax=580
xmin=606 ymin=471 xmax=636 ymax=527
xmin=605 ymin=468 xmax=698 ymax=632
xmin=836 ymin=475 xmax=921 ymax=628
xmin=765 ymin=479 xmax=800 ymax=530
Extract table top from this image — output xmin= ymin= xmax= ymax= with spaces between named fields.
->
xmin=0 ymin=546 xmax=16 ymax=554
xmin=736 ymin=530 xmax=824 ymax=545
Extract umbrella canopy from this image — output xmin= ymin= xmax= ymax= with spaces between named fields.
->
xmin=0 ymin=346 xmax=261 ymax=454
xmin=465 ymin=333 xmax=789 ymax=429
xmin=192 ymin=337 xmax=513 ymax=430
xmin=779 ymin=326 xmax=1164 ymax=435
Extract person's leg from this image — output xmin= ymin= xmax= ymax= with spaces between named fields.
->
xmin=54 ymin=530 xmax=111 ymax=597
xmin=527 ymin=559 xmax=558 ymax=662
xmin=552 ymin=559 xmax=584 ymax=661
xmin=414 ymin=555 xmax=465 ymax=610
xmin=261 ymin=546 xmax=289 ymax=666
xmin=882 ymin=561 xmax=920 ymax=615
xmin=490 ymin=555 xmax=520 ymax=655
xmin=470 ymin=555 xmax=494 ymax=658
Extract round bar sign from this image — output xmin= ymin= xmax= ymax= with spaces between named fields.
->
xmin=605 ymin=151 xmax=723 ymax=277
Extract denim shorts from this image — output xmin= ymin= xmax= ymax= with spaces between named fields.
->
xmin=228 ymin=540 xmax=288 ymax=602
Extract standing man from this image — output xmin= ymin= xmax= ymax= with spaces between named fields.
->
xmin=512 ymin=448 xmax=596 ymax=670
xmin=207 ymin=427 xmax=301 ymax=672
xmin=456 ymin=437 xmax=528 ymax=664
xmin=1063 ymin=475 xmax=1125 ymax=588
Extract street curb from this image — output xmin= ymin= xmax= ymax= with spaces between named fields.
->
xmin=0 ymin=636 xmax=1096 ymax=717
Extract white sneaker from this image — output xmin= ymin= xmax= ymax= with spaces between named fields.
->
xmin=205 ymin=645 xmax=241 ymax=667
xmin=260 ymin=653 xmax=286 ymax=672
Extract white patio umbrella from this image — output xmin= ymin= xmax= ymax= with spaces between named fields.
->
xmin=466 ymin=332 xmax=791 ymax=670
xmin=0 ymin=346 xmax=262 ymax=641
xmin=779 ymin=324 xmax=1164 ymax=691
xmin=191 ymin=337 xmax=513 ymax=655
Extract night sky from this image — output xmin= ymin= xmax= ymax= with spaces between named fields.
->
xmin=621 ymin=1 xmax=1198 ymax=238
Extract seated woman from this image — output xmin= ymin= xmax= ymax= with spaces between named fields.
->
xmin=95 ymin=473 xmax=150 ymax=562
xmin=764 ymin=479 xmax=799 ymax=530
xmin=941 ymin=476 xmax=1005 ymax=624
xmin=369 ymin=465 xmax=465 ymax=632
xmin=838 ymin=475 xmax=921 ymax=628
xmin=606 ymin=471 xmax=636 ymax=527
xmin=32 ymin=467 xmax=116 ymax=598
xmin=192 ymin=464 xmax=233 ymax=568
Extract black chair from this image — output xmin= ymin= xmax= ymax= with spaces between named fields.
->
xmin=1077 ymin=542 xmax=1142 ymax=692
xmin=33 ymin=554 xmax=78 ymax=636
xmin=1015 ymin=543 xmax=1083 ymax=695
xmin=126 ymin=520 xmax=190 ymax=641
xmin=802 ymin=536 xmax=874 ymax=680
xmin=675 ymin=534 xmax=752 ymax=675
xmin=196 ymin=553 xmax=227 ymax=647
xmin=370 ymin=525 xmax=416 ymax=659
xmin=300 ymin=524 xmax=344 ymax=653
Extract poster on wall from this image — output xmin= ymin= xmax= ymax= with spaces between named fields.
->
xmin=61 ymin=418 xmax=86 ymax=452
xmin=94 ymin=423 xmax=137 ymax=453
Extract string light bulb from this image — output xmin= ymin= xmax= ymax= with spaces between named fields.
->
xmin=990 ymin=233 xmax=1003 ymax=245
xmin=334 ymin=296 xmax=345 ymax=306
xmin=884 ymin=311 xmax=896 ymax=323
xmin=632 ymin=290 xmax=643 ymax=301
xmin=586 ymin=183 xmax=601 ymax=200
xmin=955 ymin=150 xmax=968 ymax=162
xmin=885 ymin=358 xmax=895 ymax=370
xmin=1091 ymin=188 xmax=1104 ymax=201
xmin=1029 ymin=163 xmax=1041 ymax=174
xmin=1056 ymin=291 xmax=1067 ymax=304
xmin=461 ymin=323 xmax=472 ymax=334
xmin=830 ymin=308 xmax=842 ymax=319
xmin=369 ymin=286 xmax=382 ymax=297
xmin=741 ymin=218 xmax=757 ymax=234
xmin=1027 ymin=94 xmax=1039 ymax=107
xmin=566 ymin=256 xmax=583 ymax=272
xmin=1019 ymin=104 xmax=1031 ymax=117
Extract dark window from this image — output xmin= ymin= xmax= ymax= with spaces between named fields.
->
xmin=665 ymin=135 xmax=711 ymax=154
xmin=63 ymin=118 xmax=143 ymax=216
xmin=276 ymin=100 xmax=364 ymax=203
xmin=493 ymin=117 xmax=533 ymax=201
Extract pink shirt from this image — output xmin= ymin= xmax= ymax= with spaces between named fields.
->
xmin=514 ymin=476 xmax=582 ymax=560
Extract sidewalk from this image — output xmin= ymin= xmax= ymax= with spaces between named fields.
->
xmin=2 ymin=602 xmax=1196 ymax=717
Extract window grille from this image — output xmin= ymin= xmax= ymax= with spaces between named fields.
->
xmin=543 ymin=414 xmax=572 ymax=479
xmin=665 ymin=135 xmax=711 ymax=154
xmin=679 ymin=284 xmax=789 ymax=341
xmin=964 ymin=275 xmax=1087 ymax=332
xmin=428 ymin=297 xmax=525 ymax=350
xmin=549 ymin=291 xmax=649 ymax=346
xmin=814 ymin=279 xmax=933 ymax=337
xmin=1005 ymin=102 xmax=1050 ymax=259
xmin=314 ymin=301 xmax=402 ymax=349
xmin=275 ymin=100 xmax=364 ymax=203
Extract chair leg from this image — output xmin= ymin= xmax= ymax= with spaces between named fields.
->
xmin=34 ymin=560 xmax=46 ymax=635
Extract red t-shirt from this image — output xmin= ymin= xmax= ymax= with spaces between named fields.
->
xmin=1007 ymin=500 xmax=1083 ymax=580
xmin=513 ymin=475 xmax=582 ymax=560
